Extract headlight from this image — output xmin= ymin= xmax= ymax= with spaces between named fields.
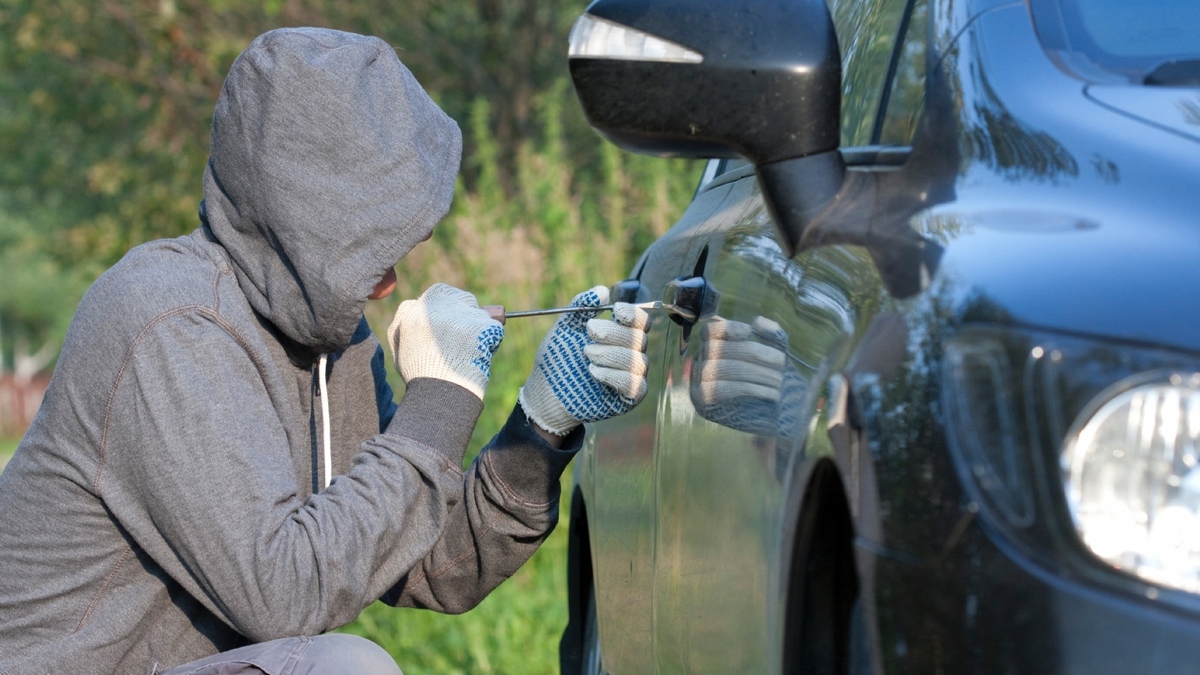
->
xmin=943 ymin=327 xmax=1200 ymax=598
xmin=1063 ymin=373 xmax=1200 ymax=591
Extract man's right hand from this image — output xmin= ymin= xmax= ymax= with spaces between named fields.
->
xmin=518 ymin=286 xmax=651 ymax=437
xmin=386 ymin=283 xmax=505 ymax=401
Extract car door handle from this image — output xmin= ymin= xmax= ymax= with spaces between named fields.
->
xmin=663 ymin=275 xmax=718 ymax=326
xmin=611 ymin=278 xmax=649 ymax=304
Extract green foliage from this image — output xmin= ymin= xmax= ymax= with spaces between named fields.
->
xmin=339 ymin=477 xmax=570 ymax=674
xmin=0 ymin=0 xmax=701 ymax=373
xmin=0 ymin=206 xmax=91 ymax=361
xmin=0 ymin=0 xmax=219 ymax=257
xmin=0 ymin=437 xmax=17 ymax=474
xmin=828 ymin=0 xmax=909 ymax=146
xmin=0 ymin=0 xmax=703 ymax=666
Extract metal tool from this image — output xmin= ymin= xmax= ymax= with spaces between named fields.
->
xmin=483 ymin=301 xmax=673 ymax=325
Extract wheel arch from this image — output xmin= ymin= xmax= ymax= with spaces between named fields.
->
xmin=781 ymin=457 xmax=860 ymax=675
xmin=560 ymin=486 xmax=594 ymax=673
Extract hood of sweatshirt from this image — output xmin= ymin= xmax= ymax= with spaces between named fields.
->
xmin=201 ymin=27 xmax=462 ymax=353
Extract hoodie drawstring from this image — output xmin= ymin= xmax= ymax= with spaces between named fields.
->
xmin=318 ymin=354 xmax=332 ymax=489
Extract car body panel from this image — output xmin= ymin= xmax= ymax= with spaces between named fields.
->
xmin=1084 ymin=86 xmax=1200 ymax=144
xmin=651 ymin=178 xmax=867 ymax=672
xmin=937 ymin=5 xmax=1200 ymax=352
xmin=572 ymin=0 xmax=1200 ymax=671
xmin=585 ymin=183 xmax=733 ymax=673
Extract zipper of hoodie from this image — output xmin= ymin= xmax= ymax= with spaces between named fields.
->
xmin=314 ymin=356 xmax=332 ymax=490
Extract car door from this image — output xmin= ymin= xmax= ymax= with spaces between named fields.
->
xmin=582 ymin=178 xmax=737 ymax=674
xmin=646 ymin=170 xmax=859 ymax=673
xmin=645 ymin=0 xmax=932 ymax=671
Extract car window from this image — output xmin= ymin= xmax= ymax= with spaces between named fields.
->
xmin=826 ymin=0 xmax=911 ymax=147
xmin=698 ymin=158 xmax=752 ymax=191
xmin=697 ymin=159 xmax=723 ymax=191
xmin=875 ymin=0 xmax=928 ymax=146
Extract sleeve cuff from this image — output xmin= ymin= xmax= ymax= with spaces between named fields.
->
xmin=480 ymin=403 xmax=584 ymax=506
xmin=384 ymin=378 xmax=484 ymax=465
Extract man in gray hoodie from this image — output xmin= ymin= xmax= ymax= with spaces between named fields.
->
xmin=0 ymin=28 xmax=650 ymax=673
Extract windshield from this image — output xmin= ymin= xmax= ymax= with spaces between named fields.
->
xmin=1038 ymin=0 xmax=1200 ymax=81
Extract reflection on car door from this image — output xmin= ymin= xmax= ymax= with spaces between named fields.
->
xmin=645 ymin=0 xmax=930 ymax=670
xmin=649 ymin=166 xmax=879 ymax=671
xmin=586 ymin=0 xmax=932 ymax=669
xmin=585 ymin=181 xmax=736 ymax=674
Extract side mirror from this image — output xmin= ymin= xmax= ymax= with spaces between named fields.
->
xmin=568 ymin=0 xmax=846 ymax=255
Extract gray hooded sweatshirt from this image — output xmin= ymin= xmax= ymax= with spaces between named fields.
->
xmin=0 ymin=28 xmax=578 ymax=674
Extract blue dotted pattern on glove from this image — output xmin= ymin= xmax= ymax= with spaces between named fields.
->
xmin=694 ymin=388 xmax=779 ymax=436
xmin=536 ymin=290 xmax=638 ymax=422
xmin=472 ymin=324 xmax=505 ymax=378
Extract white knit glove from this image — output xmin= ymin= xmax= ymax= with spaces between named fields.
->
xmin=518 ymin=286 xmax=651 ymax=436
xmin=386 ymin=283 xmax=505 ymax=401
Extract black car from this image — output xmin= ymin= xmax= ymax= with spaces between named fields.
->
xmin=556 ymin=0 xmax=1200 ymax=672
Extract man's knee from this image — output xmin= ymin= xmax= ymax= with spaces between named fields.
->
xmin=300 ymin=634 xmax=402 ymax=675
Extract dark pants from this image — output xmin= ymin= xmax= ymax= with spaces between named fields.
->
xmin=157 ymin=634 xmax=402 ymax=675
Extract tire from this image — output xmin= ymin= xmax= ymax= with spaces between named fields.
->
xmin=560 ymin=493 xmax=598 ymax=675
xmin=580 ymin=585 xmax=604 ymax=675
xmin=784 ymin=462 xmax=859 ymax=675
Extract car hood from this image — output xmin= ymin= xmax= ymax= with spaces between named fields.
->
xmin=1086 ymin=85 xmax=1200 ymax=144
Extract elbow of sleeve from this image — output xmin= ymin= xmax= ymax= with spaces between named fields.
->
xmin=232 ymin=599 xmax=352 ymax=642
xmin=439 ymin=593 xmax=485 ymax=616
xmin=235 ymin=615 xmax=321 ymax=644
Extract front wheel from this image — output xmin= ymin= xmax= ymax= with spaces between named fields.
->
xmin=784 ymin=463 xmax=860 ymax=675
xmin=581 ymin=585 xmax=604 ymax=675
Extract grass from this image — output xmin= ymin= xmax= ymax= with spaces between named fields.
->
xmin=350 ymin=299 xmax=576 ymax=674
xmin=338 ymin=475 xmax=571 ymax=675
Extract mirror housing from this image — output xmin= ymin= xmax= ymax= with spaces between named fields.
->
xmin=569 ymin=0 xmax=841 ymax=164
xmin=568 ymin=0 xmax=845 ymax=254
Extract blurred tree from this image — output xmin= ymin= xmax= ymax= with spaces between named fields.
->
xmin=0 ymin=0 xmax=591 ymax=242
xmin=320 ymin=0 xmax=589 ymax=191
xmin=0 ymin=0 xmax=699 ymax=375
xmin=0 ymin=203 xmax=90 ymax=377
